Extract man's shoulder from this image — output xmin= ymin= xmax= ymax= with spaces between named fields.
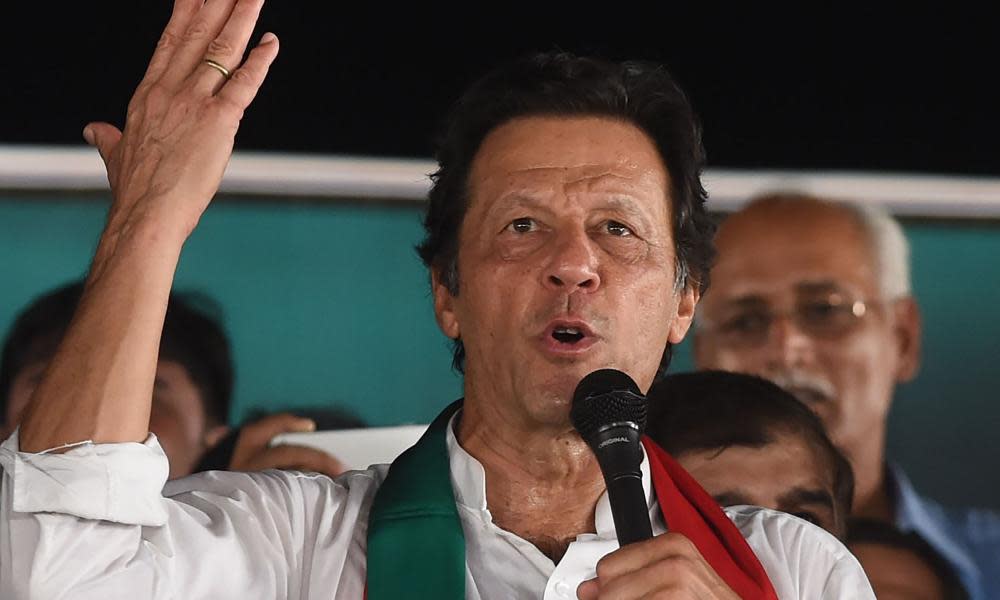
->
xmin=724 ymin=504 xmax=850 ymax=558
xmin=164 ymin=463 xmax=392 ymax=509
xmin=724 ymin=505 xmax=875 ymax=599
xmin=892 ymin=465 xmax=1000 ymax=548
xmin=932 ymin=500 xmax=1000 ymax=551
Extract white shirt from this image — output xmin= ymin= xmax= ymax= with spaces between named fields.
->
xmin=0 ymin=421 xmax=873 ymax=599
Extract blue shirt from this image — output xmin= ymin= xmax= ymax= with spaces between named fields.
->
xmin=892 ymin=465 xmax=1000 ymax=600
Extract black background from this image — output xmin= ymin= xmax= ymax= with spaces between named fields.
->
xmin=2 ymin=3 xmax=998 ymax=175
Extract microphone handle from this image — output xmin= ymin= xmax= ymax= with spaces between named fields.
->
xmin=605 ymin=472 xmax=654 ymax=545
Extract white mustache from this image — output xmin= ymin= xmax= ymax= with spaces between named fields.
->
xmin=767 ymin=371 xmax=836 ymax=403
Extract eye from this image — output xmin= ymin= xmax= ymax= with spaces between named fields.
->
xmin=799 ymin=300 xmax=855 ymax=332
xmin=800 ymin=301 xmax=840 ymax=322
xmin=505 ymin=217 xmax=538 ymax=234
xmin=605 ymin=220 xmax=633 ymax=237
xmin=792 ymin=511 xmax=821 ymax=526
xmin=721 ymin=312 xmax=771 ymax=335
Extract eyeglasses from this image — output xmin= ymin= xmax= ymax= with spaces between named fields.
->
xmin=699 ymin=293 xmax=876 ymax=348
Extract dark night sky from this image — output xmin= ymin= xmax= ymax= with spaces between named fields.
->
xmin=2 ymin=3 xmax=998 ymax=176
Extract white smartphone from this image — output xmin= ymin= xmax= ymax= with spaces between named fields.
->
xmin=269 ymin=424 xmax=428 ymax=471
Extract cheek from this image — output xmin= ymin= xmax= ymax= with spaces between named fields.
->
xmin=620 ymin=275 xmax=679 ymax=365
xmin=710 ymin=346 xmax=760 ymax=372
xmin=818 ymin=333 xmax=885 ymax=388
xmin=150 ymin=405 xmax=203 ymax=450
xmin=6 ymin=382 xmax=36 ymax=425
xmin=459 ymin=265 xmax=534 ymax=332
xmin=149 ymin=412 xmax=183 ymax=454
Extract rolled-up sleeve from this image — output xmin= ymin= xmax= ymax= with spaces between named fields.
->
xmin=0 ymin=430 xmax=377 ymax=599
xmin=1 ymin=430 xmax=169 ymax=526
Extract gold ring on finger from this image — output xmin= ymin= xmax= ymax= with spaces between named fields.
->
xmin=203 ymin=58 xmax=232 ymax=80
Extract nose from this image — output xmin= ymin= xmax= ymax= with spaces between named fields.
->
xmin=762 ymin=314 xmax=815 ymax=370
xmin=542 ymin=228 xmax=601 ymax=293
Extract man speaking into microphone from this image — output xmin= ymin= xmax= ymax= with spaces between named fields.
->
xmin=0 ymin=1 xmax=872 ymax=598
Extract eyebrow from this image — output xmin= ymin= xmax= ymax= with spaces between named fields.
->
xmin=485 ymin=192 xmax=655 ymax=228
xmin=712 ymin=491 xmax=754 ymax=507
xmin=794 ymin=281 xmax=845 ymax=296
xmin=778 ymin=487 xmax=835 ymax=510
xmin=483 ymin=193 xmax=550 ymax=223
xmin=715 ymin=296 xmax=769 ymax=313
xmin=598 ymin=196 xmax=655 ymax=227
xmin=720 ymin=280 xmax=854 ymax=308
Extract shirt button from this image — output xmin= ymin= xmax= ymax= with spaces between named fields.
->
xmin=554 ymin=580 xmax=573 ymax=598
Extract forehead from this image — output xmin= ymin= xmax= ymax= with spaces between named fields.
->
xmin=682 ymin=433 xmax=833 ymax=493
xmin=466 ymin=115 xmax=671 ymax=215
xmin=709 ymin=202 xmax=879 ymax=300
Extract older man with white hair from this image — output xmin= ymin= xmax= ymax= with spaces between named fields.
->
xmin=694 ymin=192 xmax=1000 ymax=599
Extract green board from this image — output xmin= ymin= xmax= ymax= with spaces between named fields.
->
xmin=1 ymin=195 xmax=998 ymax=509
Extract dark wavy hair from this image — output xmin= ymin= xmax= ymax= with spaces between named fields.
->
xmin=416 ymin=52 xmax=716 ymax=374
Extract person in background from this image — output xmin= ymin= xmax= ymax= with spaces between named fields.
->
xmin=195 ymin=407 xmax=365 ymax=472
xmin=646 ymin=370 xmax=853 ymax=539
xmin=847 ymin=518 xmax=969 ymax=600
xmin=0 ymin=280 xmax=344 ymax=479
xmin=693 ymin=192 xmax=1000 ymax=598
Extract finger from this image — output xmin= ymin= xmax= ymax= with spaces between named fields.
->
xmin=576 ymin=579 xmax=599 ymax=600
xmin=82 ymin=122 xmax=123 ymax=167
xmin=593 ymin=559 xmax=685 ymax=599
xmin=215 ymin=32 xmax=278 ymax=107
xmin=158 ymin=0 xmax=238 ymax=89
xmin=595 ymin=533 xmax=700 ymax=581
xmin=596 ymin=557 xmax=734 ymax=599
xmin=236 ymin=412 xmax=316 ymax=449
xmin=192 ymin=0 xmax=266 ymax=95
xmin=142 ymin=0 xmax=203 ymax=84
xmin=246 ymin=445 xmax=346 ymax=478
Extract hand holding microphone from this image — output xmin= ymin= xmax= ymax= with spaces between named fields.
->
xmin=572 ymin=369 xmax=739 ymax=599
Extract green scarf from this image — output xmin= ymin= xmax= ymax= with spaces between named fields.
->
xmin=366 ymin=400 xmax=465 ymax=598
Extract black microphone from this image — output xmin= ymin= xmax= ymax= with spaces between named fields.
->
xmin=570 ymin=368 xmax=655 ymax=546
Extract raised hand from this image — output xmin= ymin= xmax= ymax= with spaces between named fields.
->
xmin=18 ymin=0 xmax=278 ymax=452
xmin=86 ymin=0 xmax=279 ymax=242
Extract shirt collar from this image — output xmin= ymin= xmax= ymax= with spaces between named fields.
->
xmin=444 ymin=410 xmax=657 ymax=540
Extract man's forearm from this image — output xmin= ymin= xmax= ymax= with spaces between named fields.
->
xmin=18 ymin=220 xmax=185 ymax=451
xmin=16 ymin=0 xmax=278 ymax=452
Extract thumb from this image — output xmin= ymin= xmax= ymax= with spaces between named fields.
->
xmin=82 ymin=122 xmax=122 ymax=167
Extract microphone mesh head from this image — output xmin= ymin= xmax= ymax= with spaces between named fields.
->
xmin=570 ymin=369 xmax=648 ymax=439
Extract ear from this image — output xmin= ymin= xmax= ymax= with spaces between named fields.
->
xmin=667 ymin=284 xmax=701 ymax=345
xmin=891 ymin=296 xmax=922 ymax=382
xmin=202 ymin=424 xmax=231 ymax=450
xmin=431 ymin=268 xmax=461 ymax=340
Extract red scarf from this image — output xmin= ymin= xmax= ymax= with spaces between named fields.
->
xmin=642 ymin=436 xmax=778 ymax=599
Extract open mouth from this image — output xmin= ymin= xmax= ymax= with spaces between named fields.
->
xmin=543 ymin=321 xmax=596 ymax=353
xmin=552 ymin=326 xmax=586 ymax=345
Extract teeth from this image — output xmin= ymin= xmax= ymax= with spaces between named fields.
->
xmin=556 ymin=327 xmax=581 ymax=335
